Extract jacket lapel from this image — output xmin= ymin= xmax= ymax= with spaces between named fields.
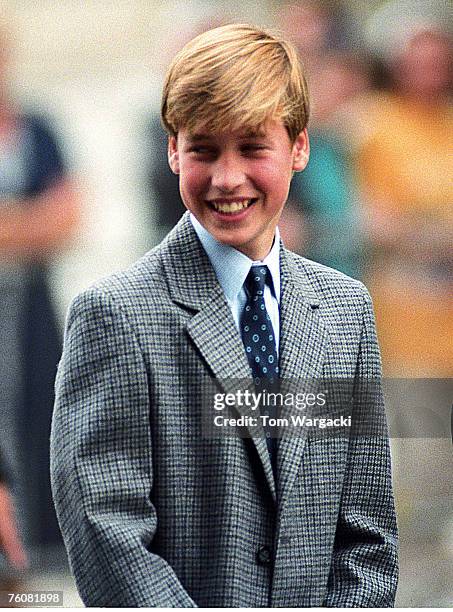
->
xmin=161 ymin=214 xmax=276 ymax=501
xmin=276 ymin=248 xmax=331 ymax=509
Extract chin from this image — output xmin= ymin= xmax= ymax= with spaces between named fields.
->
xmin=214 ymin=231 xmax=252 ymax=249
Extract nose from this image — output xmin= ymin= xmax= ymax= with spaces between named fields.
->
xmin=211 ymin=152 xmax=245 ymax=192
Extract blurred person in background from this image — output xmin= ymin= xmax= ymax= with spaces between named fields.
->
xmin=354 ymin=14 xmax=453 ymax=376
xmin=278 ymin=1 xmax=369 ymax=278
xmin=351 ymin=7 xmax=453 ymax=604
xmin=286 ymin=51 xmax=371 ymax=278
xmin=0 ymin=449 xmax=28 ymax=601
xmin=0 ymin=484 xmax=27 ymax=574
xmin=147 ymin=113 xmax=183 ymax=242
xmin=278 ymin=0 xmax=358 ymax=73
xmin=0 ymin=24 xmax=79 ymax=572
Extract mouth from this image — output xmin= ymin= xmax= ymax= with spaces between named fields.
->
xmin=207 ymin=198 xmax=257 ymax=215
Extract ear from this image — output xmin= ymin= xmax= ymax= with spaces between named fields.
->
xmin=292 ymin=128 xmax=310 ymax=172
xmin=168 ymin=136 xmax=180 ymax=174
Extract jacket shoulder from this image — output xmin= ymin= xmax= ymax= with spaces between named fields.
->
xmin=286 ymin=250 xmax=370 ymax=305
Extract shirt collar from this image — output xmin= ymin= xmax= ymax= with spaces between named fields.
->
xmin=190 ymin=213 xmax=281 ymax=304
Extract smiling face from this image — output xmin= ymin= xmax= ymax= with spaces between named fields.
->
xmin=168 ymin=120 xmax=309 ymax=260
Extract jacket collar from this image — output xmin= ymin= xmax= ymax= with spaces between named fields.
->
xmin=161 ymin=212 xmax=320 ymax=313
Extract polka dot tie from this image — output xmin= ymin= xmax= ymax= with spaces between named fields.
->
xmin=241 ymin=265 xmax=279 ymax=469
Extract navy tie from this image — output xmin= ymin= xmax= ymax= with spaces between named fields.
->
xmin=240 ymin=265 xmax=279 ymax=470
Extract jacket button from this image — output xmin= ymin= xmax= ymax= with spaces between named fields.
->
xmin=256 ymin=545 xmax=272 ymax=566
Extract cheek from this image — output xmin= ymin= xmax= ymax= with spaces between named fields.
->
xmin=180 ymin=163 xmax=209 ymax=198
xmin=252 ymin=161 xmax=292 ymax=201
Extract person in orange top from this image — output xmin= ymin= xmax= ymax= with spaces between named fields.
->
xmin=355 ymin=25 xmax=453 ymax=376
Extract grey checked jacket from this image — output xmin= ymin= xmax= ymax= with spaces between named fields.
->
xmin=50 ymin=212 xmax=398 ymax=607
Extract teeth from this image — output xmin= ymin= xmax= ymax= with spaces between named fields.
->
xmin=211 ymin=199 xmax=252 ymax=213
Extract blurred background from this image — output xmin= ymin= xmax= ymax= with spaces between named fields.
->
xmin=0 ymin=0 xmax=451 ymax=607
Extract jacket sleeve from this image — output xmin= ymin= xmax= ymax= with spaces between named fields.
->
xmin=323 ymin=289 xmax=399 ymax=607
xmin=50 ymin=288 xmax=197 ymax=607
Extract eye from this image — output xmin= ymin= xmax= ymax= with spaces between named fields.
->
xmin=241 ymin=143 xmax=267 ymax=155
xmin=188 ymin=146 xmax=217 ymax=158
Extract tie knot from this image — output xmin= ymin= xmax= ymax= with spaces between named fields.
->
xmin=245 ymin=265 xmax=269 ymax=298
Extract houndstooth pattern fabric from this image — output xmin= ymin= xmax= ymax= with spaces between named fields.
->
xmin=50 ymin=212 xmax=398 ymax=607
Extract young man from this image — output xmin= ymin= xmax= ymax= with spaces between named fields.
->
xmin=51 ymin=24 xmax=398 ymax=607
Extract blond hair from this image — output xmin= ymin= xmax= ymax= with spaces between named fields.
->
xmin=161 ymin=23 xmax=310 ymax=142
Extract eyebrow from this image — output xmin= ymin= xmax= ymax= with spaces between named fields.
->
xmin=187 ymin=130 xmax=267 ymax=142
xmin=187 ymin=134 xmax=211 ymax=142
